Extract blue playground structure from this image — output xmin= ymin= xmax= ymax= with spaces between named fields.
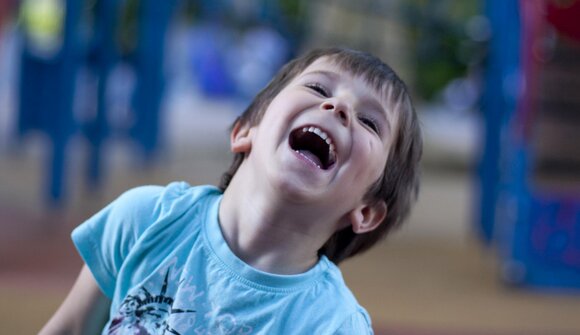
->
xmin=17 ymin=0 xmax=179 ymax=203
xmin=15 ymin=0 xmax=295 ymax=205
xmin=478 ymin=0 xmax=580 ymax=290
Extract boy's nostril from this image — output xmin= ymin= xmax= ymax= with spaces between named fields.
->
xmin=322 ymin=102 xmax=334 ymax=110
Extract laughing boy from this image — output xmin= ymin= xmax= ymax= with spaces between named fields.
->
xmin=40 ymin=47 xmax=422 ymax=335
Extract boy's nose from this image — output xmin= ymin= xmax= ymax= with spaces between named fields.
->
xmin=321 ymin=100 xmax=349 ymax=126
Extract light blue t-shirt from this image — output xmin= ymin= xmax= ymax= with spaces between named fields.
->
xmin=72 ymin=182 xmax=374 ymax=335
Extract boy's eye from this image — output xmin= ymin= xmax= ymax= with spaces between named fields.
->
xmin=359 ymin=116 xmax=380 ymax=135
xmin=306 ymin=83 xmax=330 ymax=97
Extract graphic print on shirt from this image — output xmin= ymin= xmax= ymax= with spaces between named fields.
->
xmin=108 ymin=268 xmax=196 ymax=335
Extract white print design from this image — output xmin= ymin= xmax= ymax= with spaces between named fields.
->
xmin=108 ymin=267 xmax=196 ymax=335
xmin=108 ymin=259 xmax=254 ymax=334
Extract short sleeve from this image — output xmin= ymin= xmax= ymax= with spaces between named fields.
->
xmin=333 ymin=310 xmax=374 ymax=335
xmin=71 ymin=185 xmax=164 ymax=298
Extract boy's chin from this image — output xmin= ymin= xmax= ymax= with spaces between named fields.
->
xmin=266 ymin=175 xmax=332 ymax=205
xmin=254 ymin=149 xmax=338 ymax=201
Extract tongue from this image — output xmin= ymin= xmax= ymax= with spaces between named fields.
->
xmin=297 ymin=149 xmax=323 ymax=168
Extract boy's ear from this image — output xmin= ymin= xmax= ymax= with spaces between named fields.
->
xmin=348 ymin=200 xmax=387 ymax=234
xmin=230 ymin=121 xmax=253 ymax=154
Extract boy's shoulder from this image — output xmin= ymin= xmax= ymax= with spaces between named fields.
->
xmin=282 ymin=260 xmax=373 ymax=333
xmin=77 ymin=182 xmax=221 ymax=250
xmin=320 ymin=259 xmax=367 ymax=309
xmin=115 ymin=182 xmax=221 ymax=217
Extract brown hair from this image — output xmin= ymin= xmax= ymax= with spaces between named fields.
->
xmin=219 ymin=47 xmax=422 ymax=264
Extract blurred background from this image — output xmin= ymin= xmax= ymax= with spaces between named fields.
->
xmin=1 ymin=0 xmax=580 ymax=334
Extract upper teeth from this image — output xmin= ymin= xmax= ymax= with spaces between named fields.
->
xmin=303 ymin=126 xmax=335 ymax=153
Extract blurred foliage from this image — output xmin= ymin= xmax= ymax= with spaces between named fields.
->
xmin=279 ymin=0 xmax=303 ymax=20
xmin=116 ymin=0 xmax=139 ymax=57
xmin=178 ymin=0 xmax=306 ymax=52
xmin=403 ymin=0 xmax=480 ymax=101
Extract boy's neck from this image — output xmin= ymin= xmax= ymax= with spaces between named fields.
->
xmin=218 ymin=170 xmax=341 ymax=275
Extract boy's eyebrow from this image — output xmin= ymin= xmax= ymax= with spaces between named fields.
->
xmin=301 ymin=70 xmax=339 ymax=81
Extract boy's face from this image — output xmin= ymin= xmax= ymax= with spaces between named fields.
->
xmin=233 ymin=57 xmax=397 ymax=226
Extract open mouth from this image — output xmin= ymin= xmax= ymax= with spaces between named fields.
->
xmin=289 ymin=126 xmax=337 ymax=170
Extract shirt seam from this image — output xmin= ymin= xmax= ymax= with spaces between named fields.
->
xmin=331 ymin=310 xmax=371 ymax=335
